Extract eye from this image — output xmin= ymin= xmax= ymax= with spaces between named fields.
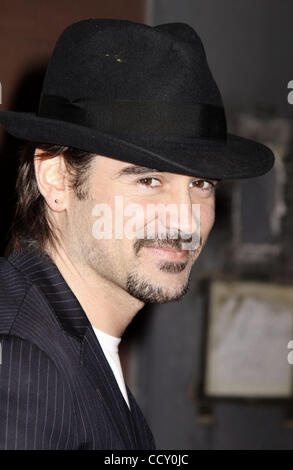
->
xmin=189 ymin=179 xmax=215 ymax=192
xmin=138 ymin=177 xmax=161 ymax=188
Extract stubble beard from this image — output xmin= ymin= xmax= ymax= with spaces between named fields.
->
xmin=125 ymin=242 xmax=202 ymax=304
xmin=125 ymin=266 xmax=192 ymax=303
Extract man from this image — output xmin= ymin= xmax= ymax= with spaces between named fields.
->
xmin=0 ymin=19 xmax=274 ymax=449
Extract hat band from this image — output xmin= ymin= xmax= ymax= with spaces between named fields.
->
xmin=38 ymin=94 xmax=227 ymax=140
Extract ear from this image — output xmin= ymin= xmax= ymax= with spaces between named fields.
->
xmin=34 ymin=148 xmax=68 ymax=212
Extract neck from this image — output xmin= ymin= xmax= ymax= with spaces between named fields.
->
xmin=45 ymin=241 xmax=145 ymax=338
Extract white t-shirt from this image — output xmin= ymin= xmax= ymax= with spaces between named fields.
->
xmin=93 ymin=327 xmax=130 ymax=409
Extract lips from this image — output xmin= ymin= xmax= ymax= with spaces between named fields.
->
xmin=143 ymin=246 xmax=189 ymax=260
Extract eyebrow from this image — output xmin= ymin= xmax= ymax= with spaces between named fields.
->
xmin=116 ymin=165 xmax=163 ymax=177
xmin=116 ymin=164 xmax=221 ymax=183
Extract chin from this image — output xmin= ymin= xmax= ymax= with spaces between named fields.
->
xmin=126 ymin=271 xmax=191 ymax=304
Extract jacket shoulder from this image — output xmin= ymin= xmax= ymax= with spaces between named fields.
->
xmin=0 ymin=256 xmax=32 ymax=334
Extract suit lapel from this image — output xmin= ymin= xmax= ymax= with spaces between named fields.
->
xmin=81 ymin=327 xmax=139 ymax=449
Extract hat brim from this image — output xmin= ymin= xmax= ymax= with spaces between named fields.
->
xmin=0 ymin=110 xmax=274 ymax=179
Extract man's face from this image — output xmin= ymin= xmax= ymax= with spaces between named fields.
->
xmin=63 ymin=155 xmax=218 ymax=303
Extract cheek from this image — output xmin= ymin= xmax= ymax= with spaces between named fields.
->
xmin=200 ymin=201 xmax=215 ymax=233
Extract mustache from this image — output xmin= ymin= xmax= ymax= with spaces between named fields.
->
xmin=134 ymin=232 xmax=202 ymax=255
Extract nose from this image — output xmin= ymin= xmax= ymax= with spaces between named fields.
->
xmin=157 ymin=188 xmax=201 ymax=248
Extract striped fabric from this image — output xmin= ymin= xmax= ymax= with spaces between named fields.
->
xmin=0 ymin=240 xmax=156 ymax=450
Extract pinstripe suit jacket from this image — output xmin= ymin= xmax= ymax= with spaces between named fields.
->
xmin=0 ymin=242 xmax=156 ymax=450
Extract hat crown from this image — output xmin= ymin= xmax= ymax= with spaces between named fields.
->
xmin=40 ymin=19 xmax=223 ymax=108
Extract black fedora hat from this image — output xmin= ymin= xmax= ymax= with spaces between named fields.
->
xmin=0 ymin=18 xmax=274 ymax=179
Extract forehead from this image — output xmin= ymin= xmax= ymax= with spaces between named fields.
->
xmin=94 ymin=154 xmax=158 ymax=173
xmin=94 ymin=154 xmax=219 ymax=181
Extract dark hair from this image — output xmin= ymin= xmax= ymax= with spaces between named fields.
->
xmin=4 ymin=141 xmax=95 ymax=257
